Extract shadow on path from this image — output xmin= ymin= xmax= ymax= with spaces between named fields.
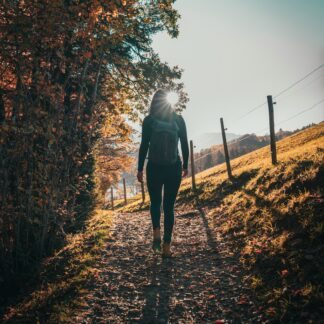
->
xmin=141 ymin=258 xmax=173 ymax=323
xmin=75 ymin=210 xmax=265 ymax=323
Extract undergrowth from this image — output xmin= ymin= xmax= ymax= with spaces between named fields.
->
xmin=1 ymin=209 xmax=114 ymax=323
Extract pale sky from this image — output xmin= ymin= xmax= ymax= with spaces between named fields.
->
xmin=152 ymin=0 xmax=324 ymax=138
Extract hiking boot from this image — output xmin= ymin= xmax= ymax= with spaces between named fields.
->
xmin=152 ymin=228 xmax=161 ymax=252
xmin=162 ymin=243 xmax=172 ymax=258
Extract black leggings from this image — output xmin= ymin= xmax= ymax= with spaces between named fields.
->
xmin=146 ymin=160 xmax=182 ymax=243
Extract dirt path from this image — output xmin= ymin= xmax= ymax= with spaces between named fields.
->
xmin=74 ymin=208 xmax=266 ymax=323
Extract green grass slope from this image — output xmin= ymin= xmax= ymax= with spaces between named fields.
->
xmin=121 ymin=122 xmax=324 ymax=321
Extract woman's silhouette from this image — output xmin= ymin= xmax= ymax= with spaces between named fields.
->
xmin=137 ymin=89 xmax=189 ymax=257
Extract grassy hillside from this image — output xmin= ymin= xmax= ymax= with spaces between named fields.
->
xmin=121 ymin=122 xmax=324 ymax=321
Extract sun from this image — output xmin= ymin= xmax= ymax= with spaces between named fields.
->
xmin=166 ymin=91 xmax=179 ymax=106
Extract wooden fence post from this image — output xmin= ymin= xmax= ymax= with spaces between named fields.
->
xmin=110 ymin=187 xmax=114 ymax=210
xmin=267 ymin=95 xmax=278 ymax=164
xmin=220 ymin=118 xmax=233 ymax=179
xmin=190 ymin=140 xmax=197 ymax=191
xmin=141 ymin=180 xmax=145 ymax=203
xmin=123 ymin=178 xmax=127 ymax=205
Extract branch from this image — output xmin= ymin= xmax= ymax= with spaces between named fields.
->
xmin=92 ymin=53 xmax=104 ymax=103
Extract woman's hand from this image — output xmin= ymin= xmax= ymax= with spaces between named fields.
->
xmin=182 ymin=168 xmax=188 ymax=178
xmin=137 ymin=171 xmax=143 ymax=183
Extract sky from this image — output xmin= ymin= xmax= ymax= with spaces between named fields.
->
xmin=152 ymin=0 xmax=324 ymax=138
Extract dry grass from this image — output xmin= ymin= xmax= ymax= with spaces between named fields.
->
xmin=192 ymin=123 xmax=324 ymax=321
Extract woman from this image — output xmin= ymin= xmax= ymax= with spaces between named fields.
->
xmin=137 ymin=89 xmax=189 ymax=257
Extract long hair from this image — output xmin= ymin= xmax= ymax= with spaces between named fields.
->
xmin=149 ymin=89 xmax=173 ymax=121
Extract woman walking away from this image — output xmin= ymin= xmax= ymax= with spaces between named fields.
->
xmin=137 ymin=89 xmax=189 ymax=258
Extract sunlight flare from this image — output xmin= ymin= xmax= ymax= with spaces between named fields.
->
xmin=166 ymin=91 xmax=179 ymax=106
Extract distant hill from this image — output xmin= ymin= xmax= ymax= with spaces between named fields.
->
xmin=192 ymin=132 xmax=240 ymax=151
xmin=191 ymin=128 xmax=302 ymax=174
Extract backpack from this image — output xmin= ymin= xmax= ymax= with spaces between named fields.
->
xmin=148 ymin=115 xmax=180 ymax=165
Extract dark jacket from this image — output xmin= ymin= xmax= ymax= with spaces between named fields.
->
xmin=138 ymin=113 xmax=189 ymax=172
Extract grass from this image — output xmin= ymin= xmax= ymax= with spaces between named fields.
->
xmin=108 ymin=195 xmax=145 ymax=211
xmin=1 ymin=209 xmax=114 ymax=323
xmin=119 ymin=122 xmax=324 ymax=321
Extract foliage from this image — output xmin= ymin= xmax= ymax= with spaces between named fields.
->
xmin=94 ymin=112 xmax=134 ymax=204
xmin=0 ymin=0 xmax=187 ymax=296
xmin=1 ymin=209 xmax=114 ymax=322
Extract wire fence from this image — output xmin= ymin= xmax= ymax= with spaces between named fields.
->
xmin=189 ymin=63 xmax=324 ymax=190
xmin=108 ymin=63 xmax=324 ymax=206
xmin=193 ymin=96 xmax=324 ymax=166
xmin=229 ymin=63 xmax=324 ymax=124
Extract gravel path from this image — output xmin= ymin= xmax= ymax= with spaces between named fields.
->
xmin=74 ymin=209 xmax=266 ymax=323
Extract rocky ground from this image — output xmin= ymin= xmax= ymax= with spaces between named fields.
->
xmin=73 ymin=208 xmax=266 ymax=323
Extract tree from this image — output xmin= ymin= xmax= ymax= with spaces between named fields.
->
xmin=94 ymin=112 xmax=134 ymax=203
xmin=215 ymin=150 xmax=225 ymax=164
xmin=203 ymin=153 xmax=213 ymax=169
xmin=0 ymin=0 xmax=187 ymax=289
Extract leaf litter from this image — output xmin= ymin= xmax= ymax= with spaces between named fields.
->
xmin=71 ymin=209 xmax=267 ymax=323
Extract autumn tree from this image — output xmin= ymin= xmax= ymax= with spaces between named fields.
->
xmin=94 ymin=112 xmax=134 ymax=204
xmin=203 ymin=153 xmax=213 ymax=169
xmin=0 ymin=0 xmax=187 ymax=290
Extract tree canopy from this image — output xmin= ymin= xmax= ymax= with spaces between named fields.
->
xmin=0 ymin=0 xmax=187 ymax=287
